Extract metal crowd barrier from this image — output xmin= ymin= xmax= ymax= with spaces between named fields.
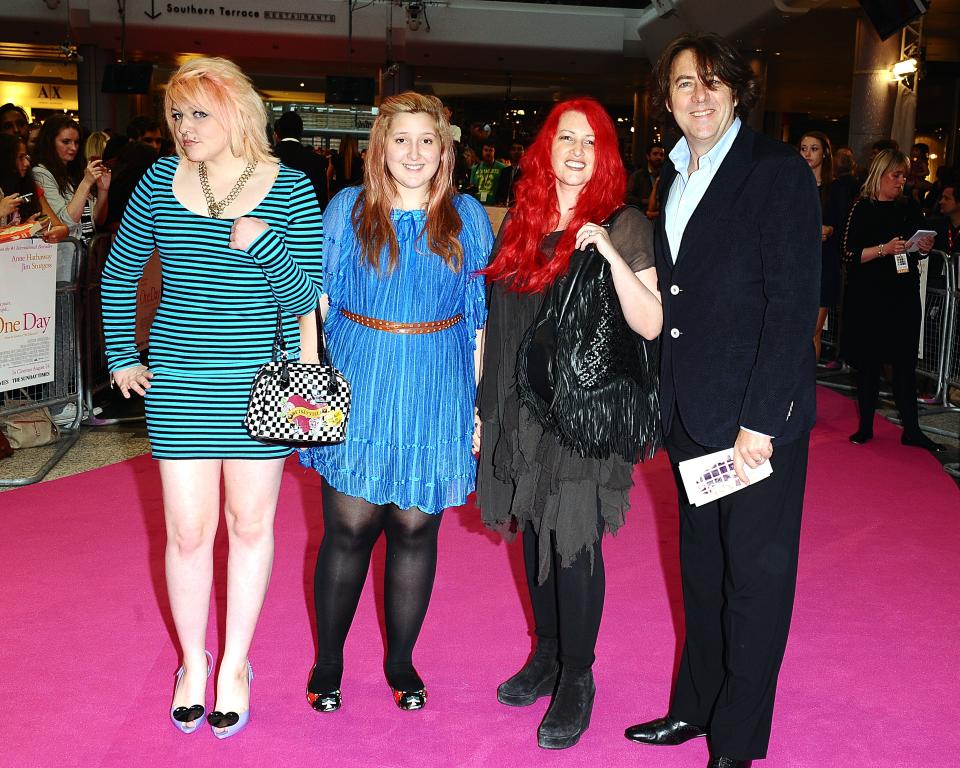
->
xmin=0 ymin=237 xmax=84 ymax=486
xmin=79 ymin=232 xmax=117 ymax=424
xmin=817 ymin=301 xmax=857 ymax=393
xmin=914 ymin=250 xmax=960 ymax=445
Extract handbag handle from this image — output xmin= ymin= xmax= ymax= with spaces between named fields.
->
xmin=271 ymin=303 xmax=339 ymax=394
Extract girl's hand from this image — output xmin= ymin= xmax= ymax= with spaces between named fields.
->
xmin=112 ymin=364 xmax=153 ymax=398
xmin=83 ymin=159 xmax=109 ymax=188
xmin=472 ymin=407 xmax=482 ymax=455
xmin=0 ymin=193 xmax=21 ymax=219
xmin=821 ymin=225 xmax=833 ymax=241
xmin=42 ymin=224 xmax=70 ymax=244
xmin=229 ymin=216 xmax=269 ymax=251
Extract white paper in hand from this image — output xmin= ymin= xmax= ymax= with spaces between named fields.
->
xmin=678 ymin=448 xmax=773 ymax=507
xmin=903 ymin=229 xmax=936 ymax=253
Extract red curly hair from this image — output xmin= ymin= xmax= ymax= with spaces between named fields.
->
xmin=483 ymin=98 xmax=625 ymax=293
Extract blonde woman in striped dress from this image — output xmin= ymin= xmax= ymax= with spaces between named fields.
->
xmin=101 ymin=57 xmax=323 ymax=738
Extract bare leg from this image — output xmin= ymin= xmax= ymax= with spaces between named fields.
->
xmin=211 ymin=457 xmax=286 ymax=731
xmin=159 ymin=459 xmax=222 ymax=730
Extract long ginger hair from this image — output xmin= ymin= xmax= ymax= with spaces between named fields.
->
xmin=483 ymin=98 xmax=625 ymax=293
xmin=353 ymin=92 xmax=462 ymax=273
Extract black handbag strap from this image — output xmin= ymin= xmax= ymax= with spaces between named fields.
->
xmin=555 ymin=205 xmax=638 ymax=327
xmin=272 ymin=302 xmax=329 ymax=365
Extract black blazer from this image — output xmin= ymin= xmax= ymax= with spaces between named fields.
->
xmin=655 ymin=124 xmax=821 ymax=447
xmin=275 ymin=140 xmax=328 ymax=209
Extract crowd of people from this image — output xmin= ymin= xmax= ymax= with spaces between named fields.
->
xmin=1 ymin=31 xmax=957 ymax=768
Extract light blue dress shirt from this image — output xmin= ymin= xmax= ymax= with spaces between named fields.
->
xmin=664 ymin=117 xmax=741 ymax=263
xmin=662 ymin=117 xmax=770 ymax=439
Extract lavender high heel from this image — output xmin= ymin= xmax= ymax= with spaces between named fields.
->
xmin=208 ymin=661 xmax=254 ymax=740
xmin=170 ymin=650 xmax=214 ymax=734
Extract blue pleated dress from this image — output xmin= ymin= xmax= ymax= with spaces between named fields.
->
xmin=299 ymin=186 xmax=493 ymax=514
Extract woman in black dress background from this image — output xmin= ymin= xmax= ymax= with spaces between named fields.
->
xmin=842 ymin=149 xmax=941 ymax=451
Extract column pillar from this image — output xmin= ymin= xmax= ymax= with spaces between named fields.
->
xmin=76 ymin=45 xmax=117 ymax=132
xmin=847 ymin=16 xmax=901 ymax=165
xmin=379 ymin=63 xmax=415 ymax=100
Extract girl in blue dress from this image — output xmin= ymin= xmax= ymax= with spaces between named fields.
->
xmin=299 ymin=92 xmax=492 ymax=712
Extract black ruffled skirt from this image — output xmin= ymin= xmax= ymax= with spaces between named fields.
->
xmin=476 ymin=282 xmax=635 ymax=584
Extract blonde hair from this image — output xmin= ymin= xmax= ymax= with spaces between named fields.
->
xmin=860 ymin=149 xmax=909 ymax=200
xmin=84 ymin=131 xmax=109 ymax=160
xmin=352 ymin=91 xmax=462 ymax=273
xmin=163 ymin=57 xmax=274 ymax=164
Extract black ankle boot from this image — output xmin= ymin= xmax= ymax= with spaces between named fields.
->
xmin=497 ymin=637 xmax=559 ymax=707
xmin=537 ymin=667 xmax=595 ymax=749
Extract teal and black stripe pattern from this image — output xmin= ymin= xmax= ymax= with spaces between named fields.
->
xmin=101 ymin=155 xmax=323 ymax=458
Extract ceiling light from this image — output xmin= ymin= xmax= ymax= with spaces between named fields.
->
xmin=892 ymin=58 xmax=918 ymax=78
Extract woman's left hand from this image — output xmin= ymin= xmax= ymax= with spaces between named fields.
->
xmin=916 ymin=233 xmax=935 ymax=253
xmin=821 ymin=225 xmax=833 ymax=241
xmin=575 ymin=222 xmax=620 ymax=263
xmin=229 ymin=216 xmax=269 ymax=251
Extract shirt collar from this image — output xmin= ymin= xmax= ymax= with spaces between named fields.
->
xmin=669 ymin=116 xmax=741 ymax=178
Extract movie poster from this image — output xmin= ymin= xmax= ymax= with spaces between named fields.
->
xmin=0 ymin=239 xmax=57 ymax=393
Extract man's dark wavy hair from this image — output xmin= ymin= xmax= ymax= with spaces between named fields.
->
xmin=652 ymin=33 xmax=760 ymax=127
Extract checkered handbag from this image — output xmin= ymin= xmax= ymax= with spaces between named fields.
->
xmin=244 ymin=307 xmax=350 ymax=446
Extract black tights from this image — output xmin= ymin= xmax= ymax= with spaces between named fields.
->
xmin=523 ymin=517 xmax=605 ymax=671
xmin=856 ymin=357 xmax=921 ymax=434
xmin=310 ymin=482 xmax=442 ymax=693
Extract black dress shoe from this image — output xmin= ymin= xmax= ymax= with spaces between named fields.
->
xmin=624 ymin=715 xmax=706 ymax=745
xmin=849 ymin=429 xmax=873 ymax=445
xmin=537 ymin=668 xmax=595 ymax=750
xmin=901 ymin=431 xmax=945 ymax=452
xmin=497 ymin=637 xmax=559 ymax=707
xmin=707 ymin=757 xmax=751 ymax=768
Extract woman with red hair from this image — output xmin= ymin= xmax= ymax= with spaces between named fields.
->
xmin=477 ymin=98 xmax=662 ymax=749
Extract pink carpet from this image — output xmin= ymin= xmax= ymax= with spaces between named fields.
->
xmin=2 ymin=387 xmax=957 ymax=767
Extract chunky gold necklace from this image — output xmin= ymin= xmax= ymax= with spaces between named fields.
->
xmin=198 ymin=160 xmax=257 ymax=218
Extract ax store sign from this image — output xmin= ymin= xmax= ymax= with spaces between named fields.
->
xmin=0 ymin=83 xmax=78 ymax=113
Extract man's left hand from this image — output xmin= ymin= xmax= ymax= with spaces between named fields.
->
xmin=733 ymin=428 xmax=773 ymax=485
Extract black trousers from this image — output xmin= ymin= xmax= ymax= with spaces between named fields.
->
xmin=665 ymin=410 xmax=809 ymax=760
xmin=855 ymin=356 xmax=921 ymax=434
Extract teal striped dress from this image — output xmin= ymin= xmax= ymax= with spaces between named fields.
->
xmin=101 ymin=156 xmax=323 ymax=459
xmin=298 ymin=186 xmax=493 ymax=513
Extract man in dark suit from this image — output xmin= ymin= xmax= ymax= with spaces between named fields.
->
xmin=623 ymin=34 xmax=821 ymax=768
xmin=273 ymin=111 xmax=328 ymax=209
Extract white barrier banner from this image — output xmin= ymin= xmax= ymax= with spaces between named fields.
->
xmin=0 ymin=239 xmax=57 ymax=393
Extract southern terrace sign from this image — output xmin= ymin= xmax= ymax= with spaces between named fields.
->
xmin=151 ymin=3 xmax=335 ymax=22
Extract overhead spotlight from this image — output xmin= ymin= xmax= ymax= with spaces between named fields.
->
xmin=892 ymin=57 xmax=918 ymax=78
xmin=405 ymin=2 xmax=423 ymax=32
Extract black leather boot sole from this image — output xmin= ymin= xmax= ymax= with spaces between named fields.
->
xmin=497 ymin=639 xmax=559 ymax=707
xmin=537 ymin=669 xmax=595 ymax=750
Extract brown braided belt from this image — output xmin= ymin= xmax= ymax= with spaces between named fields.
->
xmin=340 ymin=308 xmax=463 ymax=334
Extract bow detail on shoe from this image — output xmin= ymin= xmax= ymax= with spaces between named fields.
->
xmin=207 ymin=710 xmax=240 ymax=728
